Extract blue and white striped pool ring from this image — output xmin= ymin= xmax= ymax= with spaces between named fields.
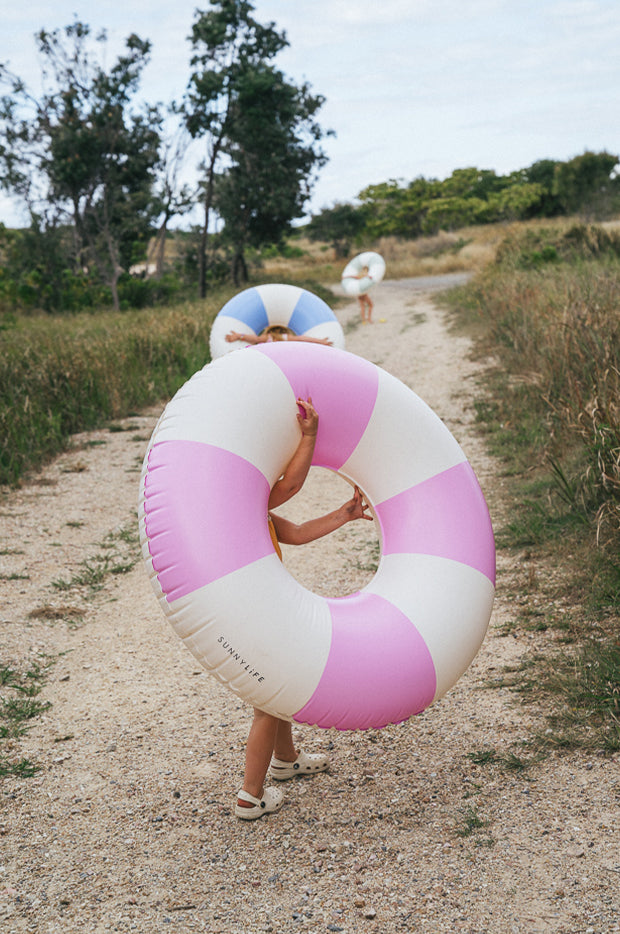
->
xmin=341 ymin=251 xmax=386 ymax=297
xmin=209 ymin=283 xmax=345 ymax=359
xmin=139 ymin=342 xmax=496 ymax=731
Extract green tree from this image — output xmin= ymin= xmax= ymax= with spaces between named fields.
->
xmin=182 ymin=0 xmax=288 ymax=295
xmin=488 ymin=182 xmax=545 ymax=221
xmin=437 ymin=167 xmax=504 ymax=201
xmin=0 ymin=22 xmax=162 ymax=310
xmin=357 ymin=180 xmax=404 ymax=238
xmin=392 ymin=177 xmax=436 ymax=238
xmin=553 ymin=151 xmax=620 ymax=219
xmin=357 ymin=177 xmax=435 ymax=239
xmin=150 ymin=123 xmax=196 ymax=279
xmin=523 ymin=159 xmax=562 ymax=216
xmin=214 ymin=61 xmax=328 ymax=282
xmin=421 ymin=196 xmax=491 ymax=235
xmin=357 ymin=180 xmax=403 ymax=238
xmin=0 ymin=222 xmax=83 ymax=313
xmin=307 ymin=202 xmax=368 ymax=258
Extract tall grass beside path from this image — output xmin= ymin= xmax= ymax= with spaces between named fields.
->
xmin=443 ymin=224 xmax=620 ymax=751
xmin=0 ymin=296 xmax=228 ymax=486
xmin=446 ymin=227 xmax=620 ymax=553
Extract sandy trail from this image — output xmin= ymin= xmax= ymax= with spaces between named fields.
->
xmin=1 ymin=275 xmax=618 ymax=933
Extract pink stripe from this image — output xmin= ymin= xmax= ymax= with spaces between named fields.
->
xmin=376 ymin=462 xmax=496 ymax=584
xmin=143 ymin=440 xmax=272 ymax=600
xmin=257 ymin=343 xmax=378 ymax=470
xmin=293 ymin=593 xmax=436 ymax=730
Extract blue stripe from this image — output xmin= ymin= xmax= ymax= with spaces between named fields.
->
xmin=221 ymin=288 xmax=269 ymax=334
xmin=288 ymin=292 xmax=336 ymax=334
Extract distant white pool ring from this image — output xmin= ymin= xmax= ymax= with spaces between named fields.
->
xmin=209 ymin=283 xmax=345 ymax=359
xmin=341 ymin=251 xmax=386 ymax=297
xmin=139 ymin=342 xmax=495 ymax=731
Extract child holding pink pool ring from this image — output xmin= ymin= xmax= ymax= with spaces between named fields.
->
xmin=236 ymin=397 xmax=372 ymax=820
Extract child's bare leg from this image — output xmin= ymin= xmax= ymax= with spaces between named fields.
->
xmin=239 ymin=708 xmax=279 ymax=805
xmin=274 ymin=719 xmax=298 ymax=762
xmin=366 ymin=296 xmax=374 ymax=322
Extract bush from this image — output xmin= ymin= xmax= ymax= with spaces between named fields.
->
xmin=495 ymin=223 xmax=620 ymax=270
xmin=117 ymin=273 xmax=181 ymax=309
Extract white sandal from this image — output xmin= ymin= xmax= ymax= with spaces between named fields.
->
xmin=269 ymin=750 xmax=329 ymax=781
xmin=234 ymin=786 xmax=283 ymax=820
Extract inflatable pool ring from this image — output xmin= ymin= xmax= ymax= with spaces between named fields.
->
xmin=341 ymin=251 xmax=386 ymax=297
xmin=139 ymin=343 xmax=495 ymax=731
xmin=209 ymin=283 xmax=345 ymax=359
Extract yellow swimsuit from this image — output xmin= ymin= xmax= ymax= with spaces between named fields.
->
xmin=268 ymin=515 xmax=283 ymax=561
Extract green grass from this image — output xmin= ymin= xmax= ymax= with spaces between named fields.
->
xmin=0 ymin=275 xmax=341 ymax=487
xmin=467 ymin=748 xmax=535 ymax=772
xmin=0 ymin=656 xmax=54 ymax=779
xmin=28 ymin=604 xmax=86 ymax=626
xmin=0 ymin=294 xmax=226 ymax=486
xmin=531 ymin=640 xmax=620 ymax=752
xmin=446 ymin=232 xmax=620 ymax=558
xmin=51 ymin=516 xmax=140 ymax=596
xmin=454 ymin=804 xmax=487 ymax=836
xmin=353 ymin=538 xmax=381 ymax=574
xmin=467 ymin=748 xmax=498 ymax=765
xmin=443 ymin=222 xmax=620 ymax=754
xmin=454 ymin=804 xmax=494 ymax=845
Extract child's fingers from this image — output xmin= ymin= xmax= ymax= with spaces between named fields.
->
xmin=354 ymin=486 xmax=373 ymax=520
xmin=296 ymin=397 xmax=318 ymax=423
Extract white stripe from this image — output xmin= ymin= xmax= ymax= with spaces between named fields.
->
xmin=302 ymin=321 xmax=346 ymax=349
xmin=165 ymin=555 xmax=332 ymax=718
xmin=209 ymin=314 xmax=260 ymax=359
xmin=150 ymin=351 xmax=300 ymax=485
xmin=365 ymin=554 xmax=495 ymax=700
xmin=255 ymin=283 xmax=302 ymax=324
xmin=341 ymin=367 xmax=466 ymax=503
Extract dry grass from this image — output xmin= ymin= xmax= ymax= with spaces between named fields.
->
xmin=259 ymin=219 xmax=584 ymax=284
xmin=153 ymin=216 xmax=593 ymax=287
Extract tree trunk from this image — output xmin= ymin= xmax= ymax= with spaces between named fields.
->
xmin=102 ymin=221 xmax=121 ymax=311
xmin=110 ymin=273 xmax=120 ymax=312
xmin=232 ymin=248 xmax=248 ymax=286
xmin=199 ymin=141 xmax=222 ymax=299
xmin=199 ymin=204 xmax=209 ymax=298
xmin=153 ymin=218 xmax=169 ymax=279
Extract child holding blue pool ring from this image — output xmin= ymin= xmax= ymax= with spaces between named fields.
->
xmin=225 ymin=324 xmax=332 ymax=346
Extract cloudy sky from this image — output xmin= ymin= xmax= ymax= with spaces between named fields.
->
xmin=1 ymin=0 xmax=618 ymax=227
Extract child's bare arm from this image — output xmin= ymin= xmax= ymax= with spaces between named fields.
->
xmin=225 ymin=331 xmax=266 ymax=344
xmin=268 ymin=398 xmax=319 ymax=509
xmin=288 ymin=335 xmax=333 ymax=345
xmin=270 ymin=487 xmax=372 ymax=546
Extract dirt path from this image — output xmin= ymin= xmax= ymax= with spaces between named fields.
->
xmin=1 ymin=276 xmax=618 ymax=934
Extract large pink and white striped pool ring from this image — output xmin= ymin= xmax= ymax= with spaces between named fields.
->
xmin=139 ymin=342 xmax=495 ymax=731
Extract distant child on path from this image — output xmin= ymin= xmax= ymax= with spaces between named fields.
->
xmin=235 ymin=398 xmax=372 ymax=820
xmin=342 ymin=265 xmax=374 ymax=323
xmin=357 ymin=288 xmax=374 ymax=324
